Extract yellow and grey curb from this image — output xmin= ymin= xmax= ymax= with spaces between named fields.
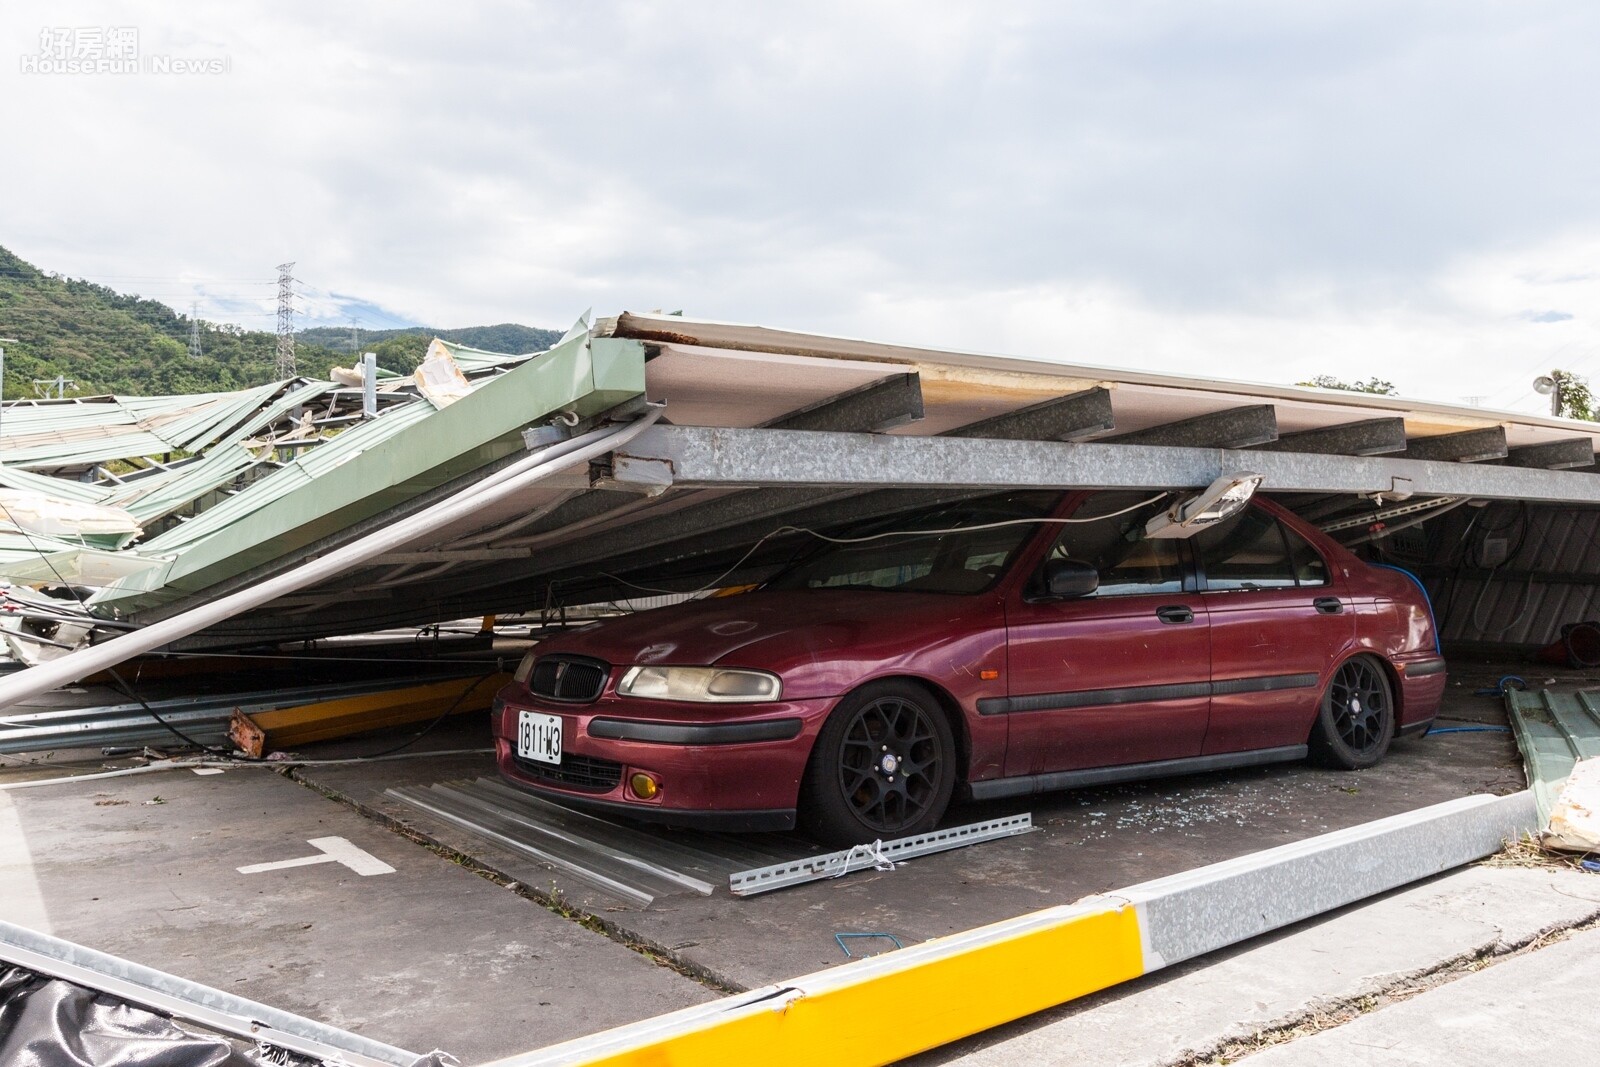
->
xmin=484 ymin=791 xmax=1536 ymax=1067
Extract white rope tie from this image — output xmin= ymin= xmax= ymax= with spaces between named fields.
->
xmin=830 ymin=839 xmax=896 ymax=877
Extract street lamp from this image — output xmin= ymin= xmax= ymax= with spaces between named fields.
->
xmin=1533 ymin=374 xmax=1561 ymax=416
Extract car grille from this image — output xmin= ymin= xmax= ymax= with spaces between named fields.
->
xmin=528 ymin=655 xmax=609 ymax=703
xmin=514 ymin=753 xmax=624 ymax=792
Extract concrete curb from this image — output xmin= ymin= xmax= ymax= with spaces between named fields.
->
xmin=479 ymin=791 xmax=1536 ymax=1067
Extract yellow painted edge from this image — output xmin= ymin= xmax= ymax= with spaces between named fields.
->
xmin=250 ymin=675 xmax=507 ymax=732
xmin=577 ymin=902 xmax=1145 ymax=1067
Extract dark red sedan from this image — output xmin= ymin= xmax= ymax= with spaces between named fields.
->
xmin=492 ymin=489 xmax=1445 ymax=844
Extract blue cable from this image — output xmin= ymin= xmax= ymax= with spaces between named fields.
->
xmin=1425 ymin=725 xmax=1511 ymax=734
xmin=1372 ymin=563 xmax=1442 ymax=654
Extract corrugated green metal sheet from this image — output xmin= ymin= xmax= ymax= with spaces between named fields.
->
xmin=89 ymin=332 xmax=644 ymax=614
xmin=1504 ymin=687 xmax=1600 ymax=823
xmin=0 ymin=382 xmax=287 ymax=470
xmin=0 ymin=328 xmax=644 ymax=625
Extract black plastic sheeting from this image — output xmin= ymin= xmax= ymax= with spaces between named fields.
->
xmin=0 ymin=964 xmax=456 ymax=1067
xmin=0 ymin=964 xmax=315 ymax=1067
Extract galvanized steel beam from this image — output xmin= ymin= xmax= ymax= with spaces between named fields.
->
xmin=1506 ymin=436 xmax=1596 ymax=470
xmin=1109 ymin=404 xmax=1277 ymax=449
xmin=949 ymin=387 xmax=1116 ymax=441
xmin=617 ymin=425 xmax=1600 ymax=503
xmin=1402 ymin=427 xmax=1509 ymax=463
xmin=1255 ymin=417 xmax=1408 ymax=456
xmin=764 ymin=372 xmax=924 ymax=433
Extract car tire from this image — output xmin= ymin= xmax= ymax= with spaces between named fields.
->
xmin=801 ymin=680 xmax=957 ymax=847
xmin=1309 ymin=654 xmax=1396 ymax=770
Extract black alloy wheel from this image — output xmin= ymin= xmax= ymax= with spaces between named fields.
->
xmin=1310 ymin=655 xmax=1396 ymax=770
xmin=803 ymin=681 xmax=956 ymax=846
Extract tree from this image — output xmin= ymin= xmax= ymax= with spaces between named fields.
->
xmin=1549 ymin=369 xmax=1595 ymax=421
xmin=1296 ymin=375 xmax=1398 ymax=395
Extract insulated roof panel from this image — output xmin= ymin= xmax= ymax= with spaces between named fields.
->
xmin=645 ymin=344 xmax=897 ymax=429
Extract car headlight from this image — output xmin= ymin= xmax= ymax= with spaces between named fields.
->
xmin=618 ymin=666 xmax=782 ymax=703
xmin=513 ymin=650 xmax=538 ymax=685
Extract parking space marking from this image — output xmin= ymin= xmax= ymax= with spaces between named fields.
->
xmin=237 ymin=836 xmax=395 ymax=877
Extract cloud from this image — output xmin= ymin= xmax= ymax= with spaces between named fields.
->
xmin=3 ymin=1 xmax=1600 ymax=414
xmin=1520 ymin=310 xmax=1575 ymax=323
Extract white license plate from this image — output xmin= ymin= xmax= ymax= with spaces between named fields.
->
xmin=516 ymin=711 xmax=563 ymax=766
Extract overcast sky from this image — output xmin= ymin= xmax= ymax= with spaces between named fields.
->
xmin=5 ymin=1 xmax=1600 ymax=411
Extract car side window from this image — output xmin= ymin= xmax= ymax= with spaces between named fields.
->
xmin=1282 ymin=523 xmax=1329 ymax=586
xmin=1045 ymin=492 xmax=1184 ymax=597
xmin=1194 ymin=507 xmax=1298 ymax=590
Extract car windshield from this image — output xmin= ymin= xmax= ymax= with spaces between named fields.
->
xmin=766 ymin=491 xmax=1061 ymax=595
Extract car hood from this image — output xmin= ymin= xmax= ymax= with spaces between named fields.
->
xmin=541 ymin=588 xmax=988 ymax=670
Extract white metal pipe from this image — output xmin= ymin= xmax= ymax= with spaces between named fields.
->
xmin=0 ymin=409 xmax=662 ymax=711
xmin=361 ymin=351 xmax=378 ymax=417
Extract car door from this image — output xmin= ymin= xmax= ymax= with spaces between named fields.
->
xmin=1001 ymin=491 xmax=1212 ymax=776
xmin=1194 ymin=503 xmax=1356 ymax=754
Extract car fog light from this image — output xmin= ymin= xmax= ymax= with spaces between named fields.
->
xmin=629 ymin=773 xmax=660 ymax=800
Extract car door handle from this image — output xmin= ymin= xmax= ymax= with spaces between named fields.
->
xmin=1156 ymin=605 xmax=1194 ymax=624
xmin=1314 ymin=596 xmax=1344 ymax=615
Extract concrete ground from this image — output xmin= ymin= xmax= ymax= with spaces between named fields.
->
xmin=0 ymin=765 xmax=712 ymax=1064
xmin=1241 ymin=922 xmax=1600 ymax=1067
xmin=0 ymin=655 xmax=1588 ymax=1064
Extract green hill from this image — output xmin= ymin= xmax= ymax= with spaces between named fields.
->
xmin=0 ymin=245 xmax=558 ymax=398
xmin=297 ymin=323 xmax=562 ymax=371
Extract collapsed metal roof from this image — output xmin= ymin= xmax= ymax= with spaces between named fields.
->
xmin=5 ymin=309 xmax=1600 ymax=667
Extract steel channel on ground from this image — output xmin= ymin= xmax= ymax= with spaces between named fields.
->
xmin=727 ymin=814 xmax=1035 ymax=896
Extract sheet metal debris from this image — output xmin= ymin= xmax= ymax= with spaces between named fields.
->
xmin=0 ymin=324 xmax=645 ymax=638
xmin=386 ymin=776 xmax=815 ymax=908
xmin=1504 ymin=687 xmax=1600 ymax=825
xmin=0 ymin=919 xmax=439 ymax=1066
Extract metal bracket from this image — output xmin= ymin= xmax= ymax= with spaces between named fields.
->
xmin=1363 ymin=476 xmax=1415 ymax=504
xmin=591 ymin=453 xmax=675 ymax=496
xmin=728 ymin=813 xmax=1034 ymax=897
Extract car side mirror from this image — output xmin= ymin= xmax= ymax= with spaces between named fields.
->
xmin=1044 ymin=559 xmax=1099 ymax=599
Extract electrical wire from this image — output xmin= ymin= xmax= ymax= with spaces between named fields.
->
xmin=595 ymin=492 xmax=1173 ymax=599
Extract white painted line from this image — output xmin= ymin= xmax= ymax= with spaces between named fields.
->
xmin=0 ymin=793 xmax=51 ymax=932
xmin=237 ymin=836 xmax=395 ymax=877
xmin=306 ymin=836 xmax=396 ymax=876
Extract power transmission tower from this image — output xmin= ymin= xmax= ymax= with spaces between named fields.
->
xmin=275 ymin=261 xmax=297 ymax=378
xmin=188 ymin=302 xmax=204 ymax=360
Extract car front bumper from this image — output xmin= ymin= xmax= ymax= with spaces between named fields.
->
xmin=491 ymin=690 xmax=836 ymax=830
